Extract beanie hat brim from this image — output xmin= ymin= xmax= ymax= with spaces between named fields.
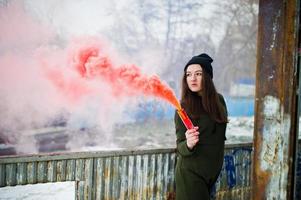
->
xmin=184 ymin=53 xmax=213 ymax=79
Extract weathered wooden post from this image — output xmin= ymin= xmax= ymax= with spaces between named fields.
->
xmin=252 ymin=0 xmax=300 ymax=199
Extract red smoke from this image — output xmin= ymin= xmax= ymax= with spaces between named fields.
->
xmin=46 ymin=39 xmax=181 ymax=110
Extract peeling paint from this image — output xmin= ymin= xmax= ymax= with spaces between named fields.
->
xmin=269 ymin=11 xmax=281 ymax=50
xmin=261 ymin=95 xmax=290 ymax=199
xmin=263 ymin=96 xmax=280 ymax=118
xmin=253 ymin=0 xmax=299 ymax=198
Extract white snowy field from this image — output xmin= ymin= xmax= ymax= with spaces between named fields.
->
xmin=3 ymin=115 xmax=301 ymax=155
xmin=0 ymin=116 xmax=255 ymax=155
xmin=0 ymin=116 xmax=257 ymax=155
xmin=92 ymin=116 xmax=255 ymax=149
xmin=52 ymin=116 xmax=255 ymax=153
xmin=0 ymin=182 xmax=74 ymax=200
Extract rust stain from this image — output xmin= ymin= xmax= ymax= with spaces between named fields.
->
xmin=104 ymin=167 xmax=110 ymax=179
xmin=253 ymin=135 xmax=271 ymax=199
xmin=76 ymin=180 xmax=80 ymax=199
xmin=262 ymin=133 xmax=281 ymax=165
xmin=166 ymin=192 xmax=176 ymax=200
xmin=253 ymin=0 xmax=298 ymax=199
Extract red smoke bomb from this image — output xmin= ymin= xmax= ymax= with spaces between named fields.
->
xmin=176 ymin=108 xmax=194 ymax=130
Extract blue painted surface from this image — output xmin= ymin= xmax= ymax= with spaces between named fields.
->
xmin=129 ymin=101 xmax=168 ymax=122
xmin=224 ymin=155 xmax=236 ymax=188
xmin=210 ymin=146 xmax=253 ymax=199
xmin=234 ymin=78 xmax=255 ymax=85
xmin=224 ymin=96 xmax=254 ymax=117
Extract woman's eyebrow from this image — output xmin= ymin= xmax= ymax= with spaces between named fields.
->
xmin=187 ymin=70 xmax=202 ymax=73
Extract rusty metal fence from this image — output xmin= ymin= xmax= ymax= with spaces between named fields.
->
xmin=0 ymin=142 xmax=256 ymax=200
xmin=2 ymin=139 xmax=300 ymax=200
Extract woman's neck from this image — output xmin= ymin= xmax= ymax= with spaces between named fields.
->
xmin=197 ymin=90 xmax=203 ymax=96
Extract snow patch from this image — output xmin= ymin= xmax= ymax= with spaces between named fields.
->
xmin=0 ymin=182 xmax=75 ymax=200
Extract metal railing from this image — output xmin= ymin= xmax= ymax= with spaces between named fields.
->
xmin=0 ymin=143 xmax=253 ymax=200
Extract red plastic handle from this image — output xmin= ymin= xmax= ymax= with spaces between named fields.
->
xmin=177 ymin=108 xmax=194 ymax=130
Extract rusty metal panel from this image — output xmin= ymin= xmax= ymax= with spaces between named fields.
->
xmin=95 ymin=158 xmax=104 ymax=200
xmin=141 ymin=154 xmax=149 ymax=200
xmin=78 ymin=162 xmax=86 ymax=198
xmin=37 ymin=161 xmax=47 ymax=183
xmin=56 ymin=160 xmax=67 ymax=182
xmin=76 ymin=180 xmax=85 ymax=200
xmin=47 ymin=160 xmax=56 ymax=182
xmin=149 ymin=153 xmax=157 ymax=199
xmin=16 ymin=163 xmax=27 ymax=185
xmin=253 ymin=0 xmax=299 ymax=199
xmin=0 ymin=145 xmax=262 ymax=199
xmin=27 ymin=162 xmax=37 ymax=184
xmin=75 ymin=159 xmax=84 ymax=181
xmin=119 ymin=156 xmax=128 ymax=200
xmin=66 ymin=159 xmax=75 ymax=181
xmin=214 ymin=144 xmax=253 ymax=200
xmin=78 ymin=151 xmax=178 ymax=200
xmin=104 ymin=156 xmax=113 ymax=199
xmin=5 ymin=163 xmax=16 ymax=186
xmin=0 ymin=164 xmax=5 ymax=187
xmin=127 ymin=155 xmax=135 ymax=199
xmin=112 ymin=156 xmax=121 ymax=199
xmin=169 ymin=153 xmax=176 ymax=198
xmin=83 ymin=159 xmax=93 ymax=200
xmin=135 ymin=154 xmax=143 ymax=200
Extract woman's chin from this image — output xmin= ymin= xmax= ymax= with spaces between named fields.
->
xmin=190 ymin=88 xmax=201 ymax=92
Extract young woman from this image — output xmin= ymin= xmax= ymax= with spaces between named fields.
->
xmin=174 ymin=53 xmax=228 ymax=200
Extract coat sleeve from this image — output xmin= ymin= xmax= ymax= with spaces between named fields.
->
xmin=218 ymin=94 xmax=228 ymax=140
xmin=174 ymin=111 xmax=195 ymax=156
xmin=218 ymin=94 xmax=228 ymax=118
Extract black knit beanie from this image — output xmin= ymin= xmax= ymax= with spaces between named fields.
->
xmin=184 ymin=53 xmax=214 ymax=79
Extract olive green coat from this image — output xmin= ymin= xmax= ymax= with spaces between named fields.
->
xmin=174 ymin=95 xmax=227 ymax=200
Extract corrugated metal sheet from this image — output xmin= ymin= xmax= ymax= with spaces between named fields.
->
xmin=214 ymin=144 xmax=253 ymax=200
xmin=0 ymin=144 xmax=255 ymax=200
xmin=1 ymin=140 xmax=300 ymax=199
xmin=3 ymin=140 xmax=299 ymax=199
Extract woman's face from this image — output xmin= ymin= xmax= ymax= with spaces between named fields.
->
xmin=186 ymin=64 xmax=203 ymax=93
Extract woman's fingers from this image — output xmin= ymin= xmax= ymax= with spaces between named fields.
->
xmin=186 ymin=129 xmax=199 ymax=149
xmin=186 ymin=131 xmax=199 ymax=138
xmin=187 ymin=134 xmax=198 ymax=141
xmin=185 ymin=128 xmax=199 ymax=135
xmin=189 ymin=136 xmax=199 ymax=143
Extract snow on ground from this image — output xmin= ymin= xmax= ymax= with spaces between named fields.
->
xmin=7 ymin=116 xmax=255 ymax=154
xmin=106 ymin=116 xmax=255 ymax=149
xmin=0 ymin=182 xmax=74 ymax=200
xmin=226 ymin=116 xmax=254 ymax=143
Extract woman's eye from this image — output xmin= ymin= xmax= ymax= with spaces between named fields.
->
xmin=196 ymin=72 xmax=202 ymax=76
xmin=186 ymin=73 xmax=192 ymax=77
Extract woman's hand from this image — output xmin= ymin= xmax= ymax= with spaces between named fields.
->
xmin=185 ymin=126 xmax=199 ymax=150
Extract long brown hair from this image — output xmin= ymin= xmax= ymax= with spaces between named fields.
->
xmin=180 ymin=66 xmax=228 ymax=123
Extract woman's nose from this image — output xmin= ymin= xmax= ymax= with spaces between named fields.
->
xmin=191 ymin=74 xmax=197 ymax=80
